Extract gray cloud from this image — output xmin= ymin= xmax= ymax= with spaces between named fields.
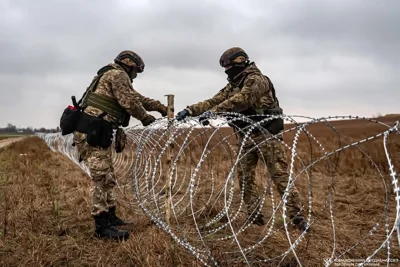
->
xmin=0 ymin=0 xmax=399 ymax=128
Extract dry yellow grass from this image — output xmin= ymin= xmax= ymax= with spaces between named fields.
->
xmin=0 ymin=115 xmax=399 ymax=266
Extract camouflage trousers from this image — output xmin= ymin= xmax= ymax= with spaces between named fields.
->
xmin=235 ymin=131 xmax=304 ymax=220
xmin=73 ymin=131 xmax=117 ymax=216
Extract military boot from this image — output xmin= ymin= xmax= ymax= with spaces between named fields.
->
xmin=93 ymin=211 xmax=129 ymax=241
xmin=293 ymin=216 xmax=310 ymax=233
xmin=249 ymin=212 xmax=266 ymax=226
xmin=108 ymin=206 xmax=129 ymax=226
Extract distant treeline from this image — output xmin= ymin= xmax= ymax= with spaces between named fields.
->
xmin=0 ymin=123 xmax=60 ymax=134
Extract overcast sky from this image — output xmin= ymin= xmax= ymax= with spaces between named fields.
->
xmin=0 ymin=0 xmax=399 ymax=128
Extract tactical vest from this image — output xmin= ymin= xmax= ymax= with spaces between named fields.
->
xmin=230 ymin=74 xmax=282 ymax=115
xmin=228 ymin=74 xmax=284 ymax=134
xmin=78 ymin=65 xmax=130 ymax=127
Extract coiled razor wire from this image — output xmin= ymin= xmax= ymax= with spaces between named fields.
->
xmin=36 ymin=113 xmax=400 ymax=267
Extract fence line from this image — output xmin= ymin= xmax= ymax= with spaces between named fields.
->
xmin=37 ymin=113 xmax=400 ymax=267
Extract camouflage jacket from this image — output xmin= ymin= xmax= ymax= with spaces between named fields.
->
xmin=84 ymin=63 xmax=166 ymax=124
xmin=185 ymin=63 xmax=279 ymax=117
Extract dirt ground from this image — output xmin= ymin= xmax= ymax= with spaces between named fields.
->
xmin=0 ymin=137 xmax=26 ymax=149
xmin=0 ymin=115 xmax=399 ymax=266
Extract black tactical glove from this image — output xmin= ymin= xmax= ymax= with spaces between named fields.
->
xmin=198 ymin=115 xmax=210 ymax=126
xmin=159 ymin=105 xmax=168 ymax=117
xmin=176 ymin=109 xmax=189 ymax=121
xmin=141 ymin=114 xmax=156 ymax=126
xmin=198 ymin=111 xmax=215 ymax=126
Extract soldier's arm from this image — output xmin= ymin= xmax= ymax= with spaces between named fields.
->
xmin=110 ymin=71 xmax=148 ymax=121
xmin=137 ymin=93 xmax=167 ymax=113
xmin=210 ymin=75 xmax=262 ymax=113
xmin=185 ymin=84 xmax=230 ymax=116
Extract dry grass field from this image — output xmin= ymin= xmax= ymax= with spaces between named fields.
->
xmin=0 ymin=114 xmax=399 ymax=266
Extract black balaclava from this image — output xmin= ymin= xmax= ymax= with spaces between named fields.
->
xmin=126 ymin=68 xmax=137 ymax=81
xmin=225 ymin=65 xmax=246 ymax=80
xmin=114 ymin=60 xmax=137 ymax=81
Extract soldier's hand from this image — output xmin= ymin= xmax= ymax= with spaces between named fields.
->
xmin=198 ymin=115 xmax=210 ymax=126
xmin=141 ymin=114 xmax=156 ymax=126
xmin=159 ymin=105 xmax=168 ymax=117
xmin=176 ymin=109 xmax=189 ymax=121
xmin=198 ymin=111 xmax=214 ymax=126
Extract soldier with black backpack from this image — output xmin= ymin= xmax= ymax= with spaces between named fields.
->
xmin=60 ymin=50 xmax=168 ymax=241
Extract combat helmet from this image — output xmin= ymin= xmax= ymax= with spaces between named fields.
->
xmin=114 ymin=50 xmax=145 ymax=73
xmin=219 ymin=47 xmax=249 ymax=69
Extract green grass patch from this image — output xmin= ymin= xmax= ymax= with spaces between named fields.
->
xmin=0 ymin=133 xmax=31 ymax=140
xmin=0 ymin=135 xmax=18 ymax=141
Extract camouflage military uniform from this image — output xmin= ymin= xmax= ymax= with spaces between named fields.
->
xmin=74 ymin=62 xmax=167 ymax=217
xmin=179 ymin=48 xmax=307 ymax=230
xmin=73 ymin=134 xmax=117 ymax=215
xmin=73 ymin=50 xmax=167 ymax=240
xmin=82 ymin=63 xmax=167 ymax=125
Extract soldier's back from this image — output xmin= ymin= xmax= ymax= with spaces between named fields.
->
xmin=84 ymin=63 xmax=128 ymax=123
